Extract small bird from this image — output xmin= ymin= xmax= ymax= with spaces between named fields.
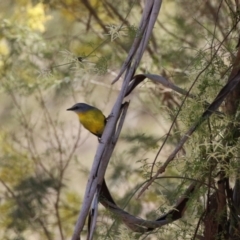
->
xmin=67 ymin=103 xmax=106 ymax=138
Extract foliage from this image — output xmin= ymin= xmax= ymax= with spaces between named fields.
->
xmin=0 ymin=0 xmax=240 ymax=239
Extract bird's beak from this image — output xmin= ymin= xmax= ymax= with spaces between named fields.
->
xmin=66 ymin=107 xmax=74 ymax=111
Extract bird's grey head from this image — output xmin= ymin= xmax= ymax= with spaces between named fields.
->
xmin=67 ymin=103 xmax=93 ymax=113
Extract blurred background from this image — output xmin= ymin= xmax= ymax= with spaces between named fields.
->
xmin=0 ymin=0 xmax=239 ymax=239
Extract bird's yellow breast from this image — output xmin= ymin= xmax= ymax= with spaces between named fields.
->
xmin=77 ymin=109 xmax=106 ymax=137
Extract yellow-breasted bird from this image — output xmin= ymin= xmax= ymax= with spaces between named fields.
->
xmin=67 ymin=103 xmax=106 ymax=138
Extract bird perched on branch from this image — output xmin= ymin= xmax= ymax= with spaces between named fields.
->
xmin=67 ymin=103 xmax=106 ymax=138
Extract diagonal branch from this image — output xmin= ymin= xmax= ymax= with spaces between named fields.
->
xmin=71 ymin=2 xmax=163 ymax=239
xmin=137 ymin=70 xmax=240 ymax=198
